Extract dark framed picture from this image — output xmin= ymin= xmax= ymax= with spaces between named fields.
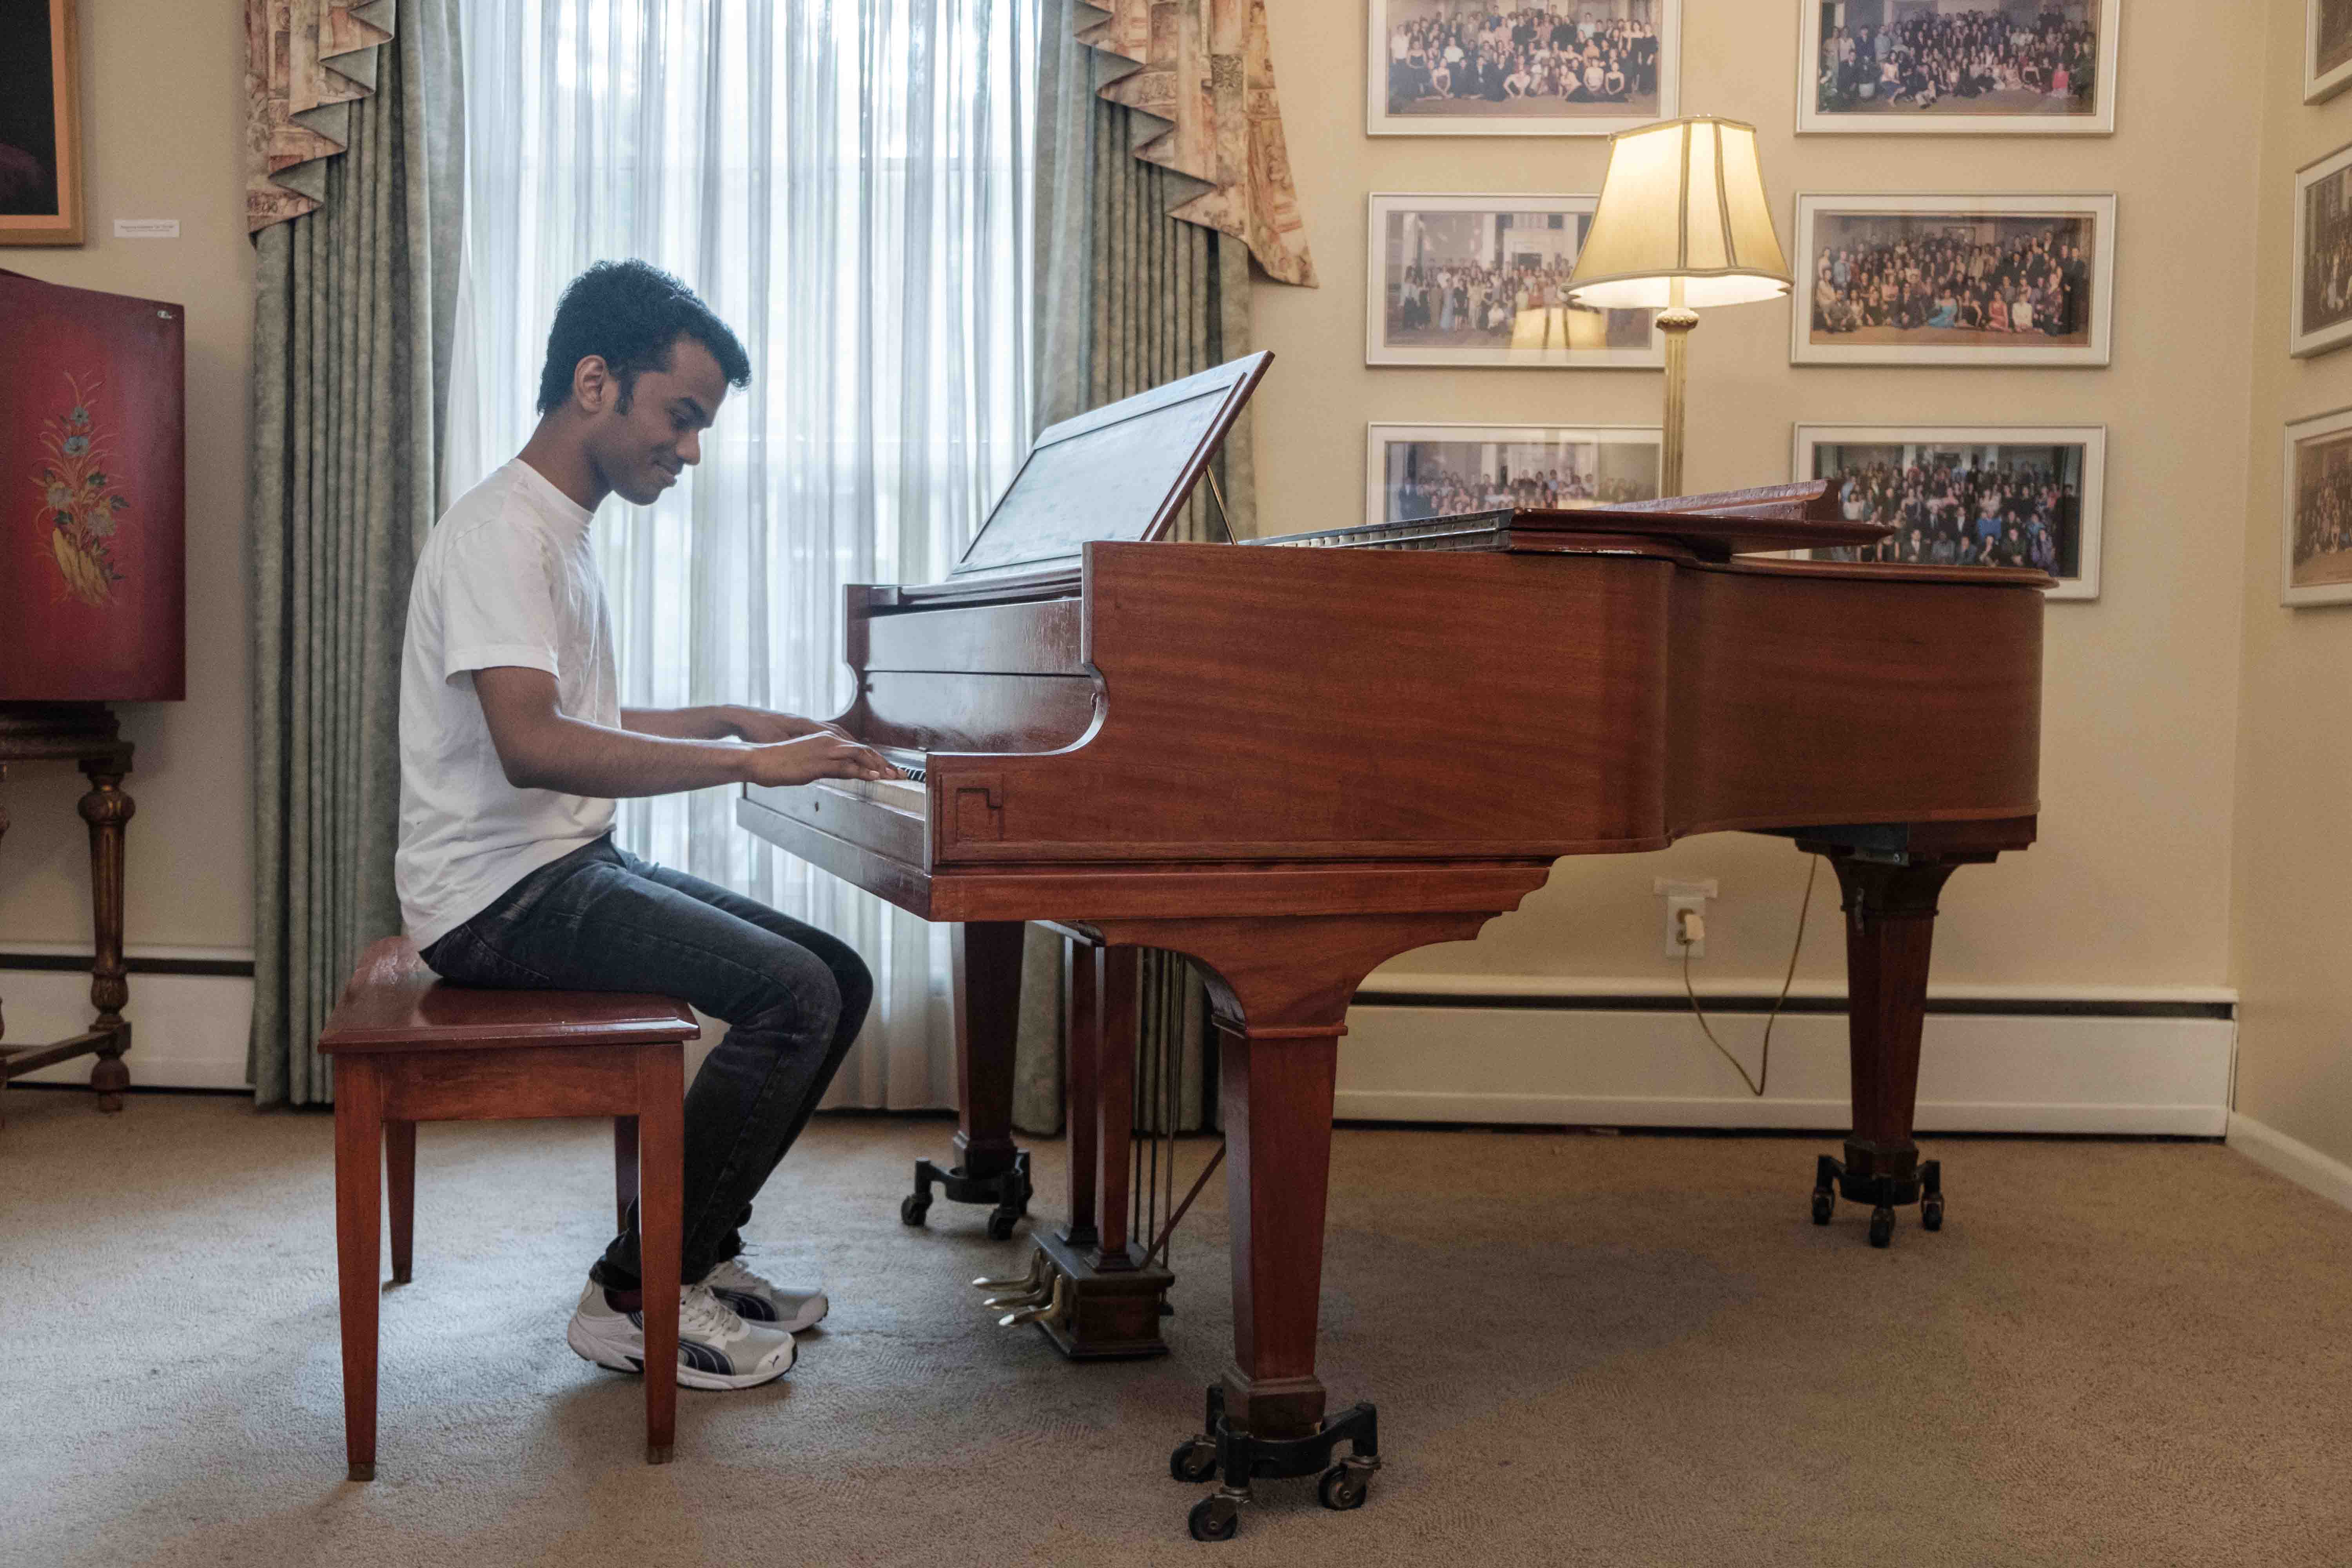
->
xmin=1367 ymin=423 xmax=1661 ymax=523
xmin=2282 ymin=406 xmax=2352 ymax=607
xmin=0 ymin=0 xmax=84 ymax=247
xmin=1793 ymin=425 xmax=2104 ymax=600
xmin=2310 ymin=0 xmax=2352 ymax=103
xmin=1368 ymin=0 xmax=1679 ymax=137
xmin=1792 ymin=193 xmax=2116 ymax=367
xmin=1798 ymin=0 xmax=2117 ymax=135
xmin=1365 ymin=193 xmax=1661 ymax=368
xmin=2293 ymin=142 xmax=2352 ymax=359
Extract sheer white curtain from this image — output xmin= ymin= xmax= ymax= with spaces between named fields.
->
xmin=447 ymin=0 xmax=1036 ymax=1107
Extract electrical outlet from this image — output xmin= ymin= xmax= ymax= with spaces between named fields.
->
xmin=1653 ymin=878 xmax=1717 ymax=959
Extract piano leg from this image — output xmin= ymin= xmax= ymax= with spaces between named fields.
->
xmin=1085 ymin=909 xmax=1499 ymax=1541
xmin=1812 ymin=846 xmax=1976 ymax=1248
xmin=900 ymin=920 xmax=1031 ymax=1240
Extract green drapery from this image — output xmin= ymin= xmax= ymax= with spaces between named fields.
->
xmin=247 ymin=2 xmax=462 ymax=1104
xmin=1011 ymin=0 xmax=1253 ymax=1136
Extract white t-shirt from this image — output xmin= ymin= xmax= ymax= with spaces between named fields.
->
xmin=395 ymin=459 xmax=618 ymax=949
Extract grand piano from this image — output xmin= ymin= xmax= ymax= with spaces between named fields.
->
xmin=735 ymin=354 xmax=2045 ymax=1539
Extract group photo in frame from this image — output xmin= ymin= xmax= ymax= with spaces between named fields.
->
xmin=0 ymin=0 xmax=84 ymax=245
xmin=1366 ymin=194 xmax=1662 ymax=368
xmin=1793 ymin=424 xmax=2105 ymax=600
xmin=1792 ymin=193 xmax=2116 ymax=367
xmin=2309 ymin=0 xmax=2352 ymax=103
xmin=2292 ymin=141 xmax=2352 ymax=359
xmin=1798 ymin=0 xmax=2118 ymax=136
xmin=1368 ymin=0 xmax=1679 ymax=137
xmin=1367 ymin=423 xmax=1661 ymax=523
xmin=2281 ymin=406 xmax=2352 ymax=606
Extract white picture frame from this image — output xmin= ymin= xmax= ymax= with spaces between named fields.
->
xmin=2292 ymin=142 xmax=2352 ymax=359
xmin=2281 ymin=405 xmax=2352 ymax=607
xmin=1366 ymin=423 xmax=1663 ymax=524
xmin=1792 ymin=424 xmax=2106 ymax=601
xmin=1365 ymin=193 xmax=1663 ymax=369
xmin=2309 ymin=0 xmax=2352 ymax=103
xmin=1367 ymin=0 xmax=1679 ymax=137
xmin=1791 ymin=192 xmax=2117 ymax=368
xmin=1797 ymin=0 xmax=2118 ymax=136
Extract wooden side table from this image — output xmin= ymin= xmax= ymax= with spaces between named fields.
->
xmin=0 ymin=703 xmax=137 ymax=1127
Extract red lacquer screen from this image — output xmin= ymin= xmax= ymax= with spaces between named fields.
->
xmin=0 ymin=268 xmax=186 ymax=702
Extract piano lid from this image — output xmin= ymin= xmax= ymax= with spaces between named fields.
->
xmin=949 ymin=351 xmax=1270 ymax=581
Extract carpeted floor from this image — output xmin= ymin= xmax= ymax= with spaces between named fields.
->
xmin=4 ymin=1091 xmax=2349 ymax=1568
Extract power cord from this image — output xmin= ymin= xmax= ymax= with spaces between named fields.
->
xmin=1680 ymin=855 xmax=1821 ymax=1097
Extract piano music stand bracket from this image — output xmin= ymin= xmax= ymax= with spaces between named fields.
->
xmin=900 ymin=1151 xmax=1032 ymax=1242
xmin=1172 ymin=1384 xmax=1381 ymax=1543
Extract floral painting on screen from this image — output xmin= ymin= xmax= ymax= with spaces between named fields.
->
xmin=32 ymin=372 xmax=128 ymax=607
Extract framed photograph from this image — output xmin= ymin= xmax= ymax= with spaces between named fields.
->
xmin=2293 ymin=143 xmax=2352 ymax=359
xmin=1792 ymin=425 xmax=2104 ymax=600
xmin=1366 ymin=194 xmax=1661 ymax=368
xmin=1791 ymin=193 xmax=2116 ymax=367
xmin=2282 ymin=407 xmax=2352 ymax=606
xmin=1368 ymin=0 xmax=1679 ymax=137
xmin=0 ymin=0 xmax=84 ymax=246
xmin=1798 ymin=0 xmax=2117 ymax=136
xmin=1367 ymin=423 xmax=1662 ymax=524
xmin=2310 ymin=0 xmax=2352 ymax=103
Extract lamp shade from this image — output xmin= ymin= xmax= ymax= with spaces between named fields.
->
xmin=1567 ymin=117 xmax=1793 ymax=312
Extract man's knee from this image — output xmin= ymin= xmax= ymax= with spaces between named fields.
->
xmin=831 ymin=951 xmax=875 ymax=1041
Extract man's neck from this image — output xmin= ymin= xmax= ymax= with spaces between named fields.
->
xmin=516 ymin=423 xmax=609 ymax=514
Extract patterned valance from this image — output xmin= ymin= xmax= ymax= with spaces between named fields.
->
xmin=1078 ymin=0 xmax=1317 ymax=287
xmin=244 ymin=1 xmax=397 ymax=232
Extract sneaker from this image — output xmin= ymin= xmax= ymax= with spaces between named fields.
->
xmin=706 ymin=1256 xmax=830 ymax=1334
xmin=566 ymin=1278 xmax=796 ymax=1390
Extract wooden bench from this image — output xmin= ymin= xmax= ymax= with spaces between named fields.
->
xmin=317 ymin=936 xmax=700 ymax=1477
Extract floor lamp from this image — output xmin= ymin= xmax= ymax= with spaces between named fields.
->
xmin=1566 ymin=117 xmax=1793 ymax=500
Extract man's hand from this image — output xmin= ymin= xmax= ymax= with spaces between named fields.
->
xmin=742 ymin=732 xmax=903 ymax=788
xmin=729 ymin=708 xmax=850 ymax=745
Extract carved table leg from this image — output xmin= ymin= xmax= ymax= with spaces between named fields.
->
xmin=79 ymin=762 xmax=134 ymax=1112
xmin=901 ymin=921 xmax=1031 ymax=1237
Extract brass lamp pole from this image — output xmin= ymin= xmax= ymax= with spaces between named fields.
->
xmin=1566 ymin=117 xmax=1793 ymax=500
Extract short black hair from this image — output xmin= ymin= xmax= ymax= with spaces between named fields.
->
xmin=535 ymin=260 xmax=751 ymax=417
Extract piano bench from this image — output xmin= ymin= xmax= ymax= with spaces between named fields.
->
xmin=316 ymin=936 xmax=701 ymax=1479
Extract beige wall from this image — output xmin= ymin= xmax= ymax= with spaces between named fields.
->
xmin=0 ymin=0 xmax=255 ymax=960
xmin=1254 ymin=0 xmax=2261 ymax=1000
xmin=2231 ymin=0 xmax=2352 ymax=1169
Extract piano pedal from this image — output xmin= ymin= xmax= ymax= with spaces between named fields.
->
xmin=997 ymin=1272 xmax=1070 ymax=1329
xmin=972 ymin=1250 xmax=1048 ymax=1294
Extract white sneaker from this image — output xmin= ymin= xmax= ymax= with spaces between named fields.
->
xmin=705 ymin=1256 xmax=830 ymax=1334
xmin=566 ymin=1278 xmax=797 ymax=1390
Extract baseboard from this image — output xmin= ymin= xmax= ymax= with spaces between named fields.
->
xmin=0 ymin=967 xmax=252 ymax=1091
xmin=1336 ymin=996 xmax=2234 ymax=1136
xmin=2226 ymin=1113 xmax=2352 ymax=1212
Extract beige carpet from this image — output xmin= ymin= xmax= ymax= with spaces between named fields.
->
xmin=4 ymin=1091 xmax=2349 ymax=1568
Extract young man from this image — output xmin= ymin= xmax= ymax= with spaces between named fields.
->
xmin=396 ymin=260 xmax=901 ymax=1390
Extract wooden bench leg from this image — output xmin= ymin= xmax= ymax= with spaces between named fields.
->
xmin=613 ymin=1115 xmax=640 ymax=1234
xmin=333 ymin=1059 xmax=384 ymax=1482
xmin=637 ymin=1046 xmax=684 ymax=1464
xmin=386 ymin=1120 xmax=416 ymax=1285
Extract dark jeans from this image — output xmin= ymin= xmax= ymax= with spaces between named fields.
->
xmin=419 ymin=835 xmax=873 ymax=1285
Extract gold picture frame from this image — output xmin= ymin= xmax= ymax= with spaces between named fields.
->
xmin=0 ymin=0 xmax=86 ymax=247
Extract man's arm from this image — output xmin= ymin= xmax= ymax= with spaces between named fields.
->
xmin=477 ymin=668 xmax=895 ymax=797
xmin=618 ymin=704 xmax=843 ymax=744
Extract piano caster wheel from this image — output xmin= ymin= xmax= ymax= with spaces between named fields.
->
xmin=900 ymin=1193 xmax=931 ymax=1227
xmin=1810 ymin=1187 xmax=1834 ymax=1226
xmin=1922 ymin=1194 xmax=1945 ymax=1231
xmin=1170 ymin=1439 xmax=1218 ymax=1484
xmin=1318 ymin=1463 xmax=1370 ymax=1512
xmin=985 ymin=1209 xmax=1018 ymax=1242
xmin=1868 ymin=1206 xmax=1895 ymax=1248
xmin=1188 ymin=1494 xmax=1241 ymax=1542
